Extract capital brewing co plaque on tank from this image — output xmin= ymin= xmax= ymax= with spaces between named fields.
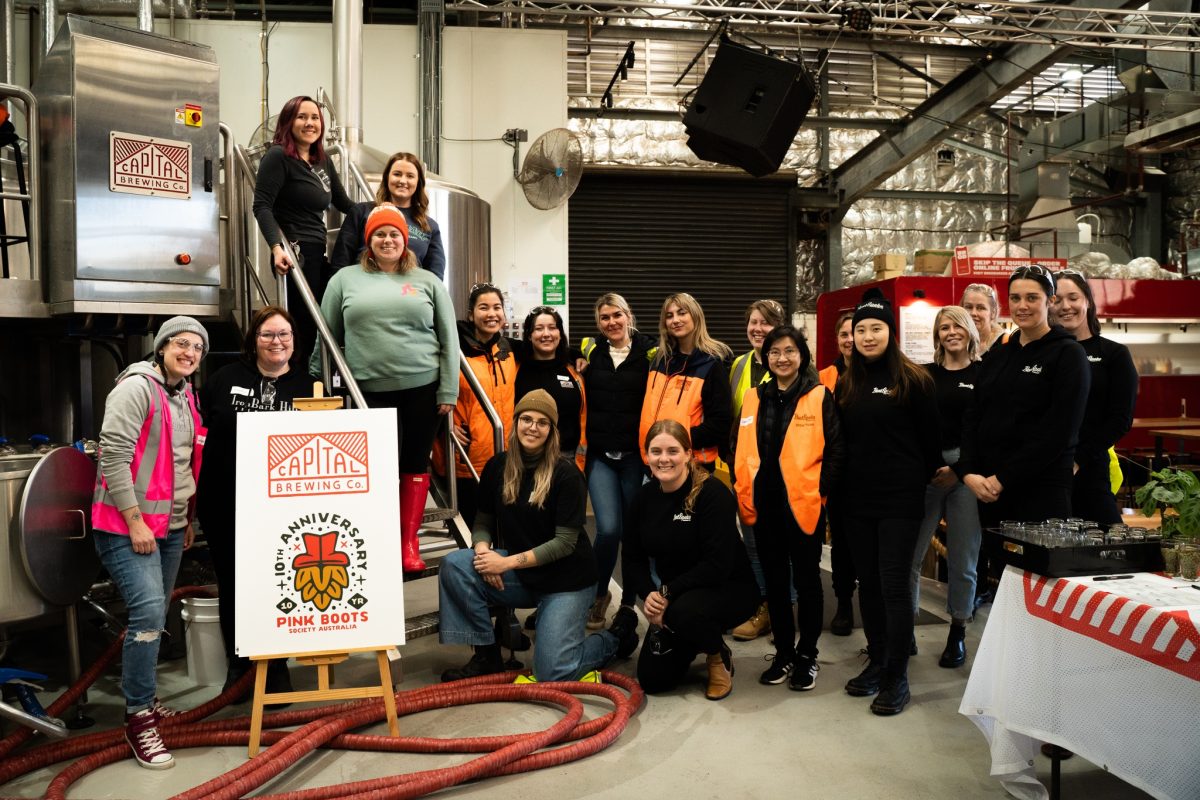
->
xmin=109 ymin=131 xmax=192 ymax=199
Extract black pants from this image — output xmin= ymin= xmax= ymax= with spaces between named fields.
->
xmin=636 ymin=581 xmax=758 ymax=694
xmin=754 ymin=507 xmax=825 ymax=660
xmin=829 ymin=507 xmax=857 ymax=601
xmin=1071 ymin=460 xmax=1121 ymax=525
xmin=456 ymin=475 xmax=480 ymax=531
xmin=198 ymin=504 xmax=239 ymax=662
xmin=844 ymin=514 xmax=922 ymax=678
xmin=288 ymin=240 xmax=332 ymax=362
xmin=364 ymin=382 xmax=440 ymax=474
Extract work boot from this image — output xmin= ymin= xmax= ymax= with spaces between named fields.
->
xmin=731 ymin=601 xmax=771 ymax=641
xmin=845 ymin=659 xmax=886 ymax=697
xmin=830 ymin=596 xmax=854 ymax=636
xmin=441 ymin=644 xmax=509 ymax=683
xmin=399 ymin=473 xmax=429 ymax=573
xmin=704 ymin=643 xmax=735 ymax=701
xmin=870 ymin=674 xmax=911 ymax=716
xmin=939 ymin=622 xmax=967 ymax=668
xmin=608 ymin=605 xmax=640 ymax=659
xmin=586 ymin=590 xmax=612 ymax=631
xmin=125 ymin=707 xmax=174 ymax=770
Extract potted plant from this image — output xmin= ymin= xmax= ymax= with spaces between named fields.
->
xmin=1135 ymin=467 xmax=1200 ymax=576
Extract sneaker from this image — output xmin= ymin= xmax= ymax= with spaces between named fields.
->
xmin=789 ymin=654 xmax=819 ymax=692
xmin=124 ymin=707 xmax=174 ymax=770
xmin=731 ymin=601 xmax=771 ymax=642
xmin=759 ymin=654 xmax=794 ymax=685
xmin=845 ymin=659 xmax=886 ymax=697
xmin=586 ymin=590 xmax=612 ymax=631
xmin=608 ymin=605 xmax=640 ymax=659
xmin=441 ymin=649 xmax=509 ymax=683
xmin=513 ymin=673 xmax=537 ymax=684
xmin=152 ymin=698 xmax=182 ymax=718
xmin=515 ymin=670 xmax=602 ymax=685
xmin=870 ymin=674 xmax=911 ymax=715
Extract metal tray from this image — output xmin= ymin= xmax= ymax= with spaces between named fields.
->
xmin=984 ymin=529 xmax=1166 ymax=578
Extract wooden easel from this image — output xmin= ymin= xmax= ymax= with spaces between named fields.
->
xmin=245 ymin=384 xmax=400 ymax=757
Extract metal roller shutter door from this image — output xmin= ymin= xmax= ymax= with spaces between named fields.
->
xmin=568 ymin=169 xmax=794 ymax=348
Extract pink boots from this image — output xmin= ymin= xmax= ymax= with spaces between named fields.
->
xmin=400 ymin=473 xmax=429 ymax=573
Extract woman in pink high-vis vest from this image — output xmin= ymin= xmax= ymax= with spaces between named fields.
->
xmin=92 ymin=316 xmax=208 ymax=770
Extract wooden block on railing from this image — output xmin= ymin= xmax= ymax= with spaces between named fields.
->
xmin=293 ymin=380 xmax=344 ymax=412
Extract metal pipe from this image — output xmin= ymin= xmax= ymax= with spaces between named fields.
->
xmin=0 ymin=83 xmax=40 ymax=282
xmin=41 ymin=0 xmax=56 ymax=54
xmin=16 ymin=0 xmax=192 ymax=17
xmin=331 ymin=0 xmax=363 ymax=166
xmin=2 ymin=0 xmax=14 ymax=85
xmin=136 ymin=0 xmax=151 ymax=30
xmin=419 ymin=2 xmax=443 ymax=173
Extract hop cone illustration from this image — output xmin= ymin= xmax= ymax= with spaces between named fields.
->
xmin=292 ymin=531 xmax=351 ymax=611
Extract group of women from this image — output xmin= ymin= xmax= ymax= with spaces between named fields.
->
xmin=92 ymin=93 xmax=1140 ymax=771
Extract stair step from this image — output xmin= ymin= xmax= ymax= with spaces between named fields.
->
xmin=404 ymin=610 xmax=440 ymax=640
xmin=421 ymin=508 xmax=459 ymax=524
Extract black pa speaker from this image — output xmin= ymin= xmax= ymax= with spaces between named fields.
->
xmin=684 ymin=37 xmax=817 ymax=177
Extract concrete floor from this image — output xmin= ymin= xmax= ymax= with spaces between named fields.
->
xmin=1 ymin=551 xmax=1153 ymax=800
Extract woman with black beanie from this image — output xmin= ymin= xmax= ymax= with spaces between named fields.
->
xmin=835 ymin=288 xmax=946 ymax=716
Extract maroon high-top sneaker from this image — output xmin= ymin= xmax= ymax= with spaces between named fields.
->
xmin=124 ymin=707 xmax=174 ymax=769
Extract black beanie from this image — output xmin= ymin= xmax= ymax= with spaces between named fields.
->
xmin=851 ymin=288 xmax=895 ymax=333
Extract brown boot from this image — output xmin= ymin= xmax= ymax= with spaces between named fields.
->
xmin=705 ymin=643 xmax=734 ymax=701
xmin=731 ymin=601 xmax=770 ymax=641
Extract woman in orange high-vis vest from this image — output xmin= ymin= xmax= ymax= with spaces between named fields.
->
xmin=638 ymin=293 xmax=732 ymax=471
xmin=92 ymin=316 xmax=208 ymax=770
xmin=733 ymin=326 xmax=843 ymax=691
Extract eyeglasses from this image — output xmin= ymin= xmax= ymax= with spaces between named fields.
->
xmin=767 ymin=347 xmax=800 ymax=360
xmin=168 ymin=337 xmax=206 ymax=355
xmin=517 ymin=415 xmax=551 ymax=430
xmin=257 ymin=330 xmax=294 ymax=342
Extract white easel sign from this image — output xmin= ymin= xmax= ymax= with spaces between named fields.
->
xmin=234 ymin=408 xmax=404 ymax=657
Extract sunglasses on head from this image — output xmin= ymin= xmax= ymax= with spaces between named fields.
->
xmin=529 ymin=306 xmax=558 ymax=317
xmin=1009 ymin=264 xmax=1056 ymax=292
xmin=470 ymin=282 xmax=499 ymax=294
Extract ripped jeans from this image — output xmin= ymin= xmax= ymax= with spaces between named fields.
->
xmin=94 ymin=527 xmax=186 ymax=713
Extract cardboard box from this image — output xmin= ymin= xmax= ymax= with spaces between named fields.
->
xmin=873 ymin=253 xmax=906 ymax=279
xmin=913 ymin=249 xmax=953 ymax=274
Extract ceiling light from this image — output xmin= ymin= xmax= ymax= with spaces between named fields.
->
xmin=1060 ymin=67 xmax=1085 ymax=81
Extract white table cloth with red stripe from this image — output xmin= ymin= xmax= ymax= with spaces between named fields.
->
xmin=960 ymin=565 xmax=1200 ymax=800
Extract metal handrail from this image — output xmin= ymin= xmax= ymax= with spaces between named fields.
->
xmin=0 ymin=82 xmax=40 ymax=281
xmin=218 ymin=122 xmax=246 ymax=330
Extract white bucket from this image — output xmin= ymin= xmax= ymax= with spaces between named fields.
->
xmin=181 ymin=596 xmax=226 ymax=686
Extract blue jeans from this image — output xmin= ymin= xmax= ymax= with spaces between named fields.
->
xmin=911 ymin=450 xmax=981 ymax=621
xmin=94 ymin=527 xmax=186 ymax=713
xmin=438 ymin=548 xmax=618 ymax=681
xmin=587 ymin=454 xmax=645 ymax=605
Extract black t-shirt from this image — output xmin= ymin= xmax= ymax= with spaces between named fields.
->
xmin=622 ymin=477 xmax=755 ymax=601
xmin=926 ymin=362 xmax=980 ymax=454
xmin=477 ymin=452 xmax=595 ymax=593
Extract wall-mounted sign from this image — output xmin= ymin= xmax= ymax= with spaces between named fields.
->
xmin=542 ymin=273 xmax=566 ymax=305
xmin=109 ymin=131 xmax=191 ymax=199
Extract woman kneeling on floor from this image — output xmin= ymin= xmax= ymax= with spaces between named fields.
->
xmin=622 ymin=420 xmax=759 ymax=700
xmin=438 ymin=390 xmax=637 ymax=682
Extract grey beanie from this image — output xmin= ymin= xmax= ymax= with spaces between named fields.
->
xmin=154 ymin=316 xmax=209 ymax=355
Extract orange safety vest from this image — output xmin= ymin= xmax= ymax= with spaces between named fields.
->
xmin=432 ymin=340 xmax=517 ymax=479
xmin=639 ymin=353 xmax=721 ymax=465
xmin=817 ymin=364 xmax=839 ymax=393
xmin=733 ymin=385 xmax=826 ymax=534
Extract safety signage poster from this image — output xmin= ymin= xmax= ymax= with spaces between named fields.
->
xmin=234 ymin=408 xmax=404 ymax=657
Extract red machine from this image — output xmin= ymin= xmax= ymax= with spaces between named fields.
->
xmin=816 ymin=276 xmax=1200 ymax=453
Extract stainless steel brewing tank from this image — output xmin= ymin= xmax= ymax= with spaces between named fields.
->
xmin=0 ymin=455 xmax=48 ymax=623
xmin=33 ymin=16 xmax=221 ymax=316
xmin=427 ymin=177 xmax=490 ymax=320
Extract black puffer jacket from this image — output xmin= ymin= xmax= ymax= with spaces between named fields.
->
xmin=581 ymin=332 xmax=655 ymax=455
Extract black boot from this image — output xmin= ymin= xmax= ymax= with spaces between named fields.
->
xmin=608 ymin=605 xmax=640 ymax=659
xmin=223 ymin=656 xmax=253 ymax=702
xmin=830 ymin=597 xmax=854 ymax=636
xmin=939 ymin=622 xmax=967 ymax=668
xmin=845 ymin=659 xmax=886 ymax=697
xmin=264 ymin=659 xmax=294 ymax=710
xmin=870 ymin=673 xmax=911 ymax=715
xmin=441 ymin=643 xmax=510 ymax=683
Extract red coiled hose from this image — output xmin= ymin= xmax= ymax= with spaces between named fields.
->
xmin=0 ymin=587 xmax=645 ymax=800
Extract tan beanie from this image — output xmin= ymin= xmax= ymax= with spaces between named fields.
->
xmin=513 ymin=389 xmax=558 ymax=427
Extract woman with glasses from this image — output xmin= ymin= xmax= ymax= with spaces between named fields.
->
xmin=432 ymin=282 xmax=518 ymax=530
xmin=313 ymin=204 xmax=458 ymax=572
xmin=330 ymin=152 xmax=445 ymax=279
xmin=836 ymin=289 xmax=945 ymax=716
xmin=252 ymin=95 xmax=355 ymax=357
xmin=622 ymin=420 xmax=759 ymax=700
xmin=639 ymin=293 xmax=733 ymax=474
xmin=515 ymin=306 xmax=587 ymax=471
xmin=198 ymin=306 xmax=310 ymax=696
xmin=909 ymin=306 xmax=982 ymax=669
xmin=92 ymin=317 xmax=208 ymax=769
xmin=578 ymin=294 xmax=655 ymax=634
xmin=961 ymin=283 xmax=1006 ymax=353
xmin=438 ymin=391 xmax=637 ymax=682
xmin=1052 ymin=271 xmax=1137 ymax=524
xmin=958 ymin=265 xmax=1091 ymax=524
xmin=733 ymin=326 xmax=843 ymax=691
xmin=729 ymin=299 xmax=787 ymax=644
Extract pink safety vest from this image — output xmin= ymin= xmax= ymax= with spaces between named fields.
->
xmin=91 ymin=375 xmax=206 ymax=539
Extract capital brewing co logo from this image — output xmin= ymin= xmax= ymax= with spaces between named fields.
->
xmin=274 ymin=515 xmax=369 ymax=634
xmin=267 ymin=431 xmax=369 ymax=498
xmin=109 ymin=131 xmax=191 ymax=199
